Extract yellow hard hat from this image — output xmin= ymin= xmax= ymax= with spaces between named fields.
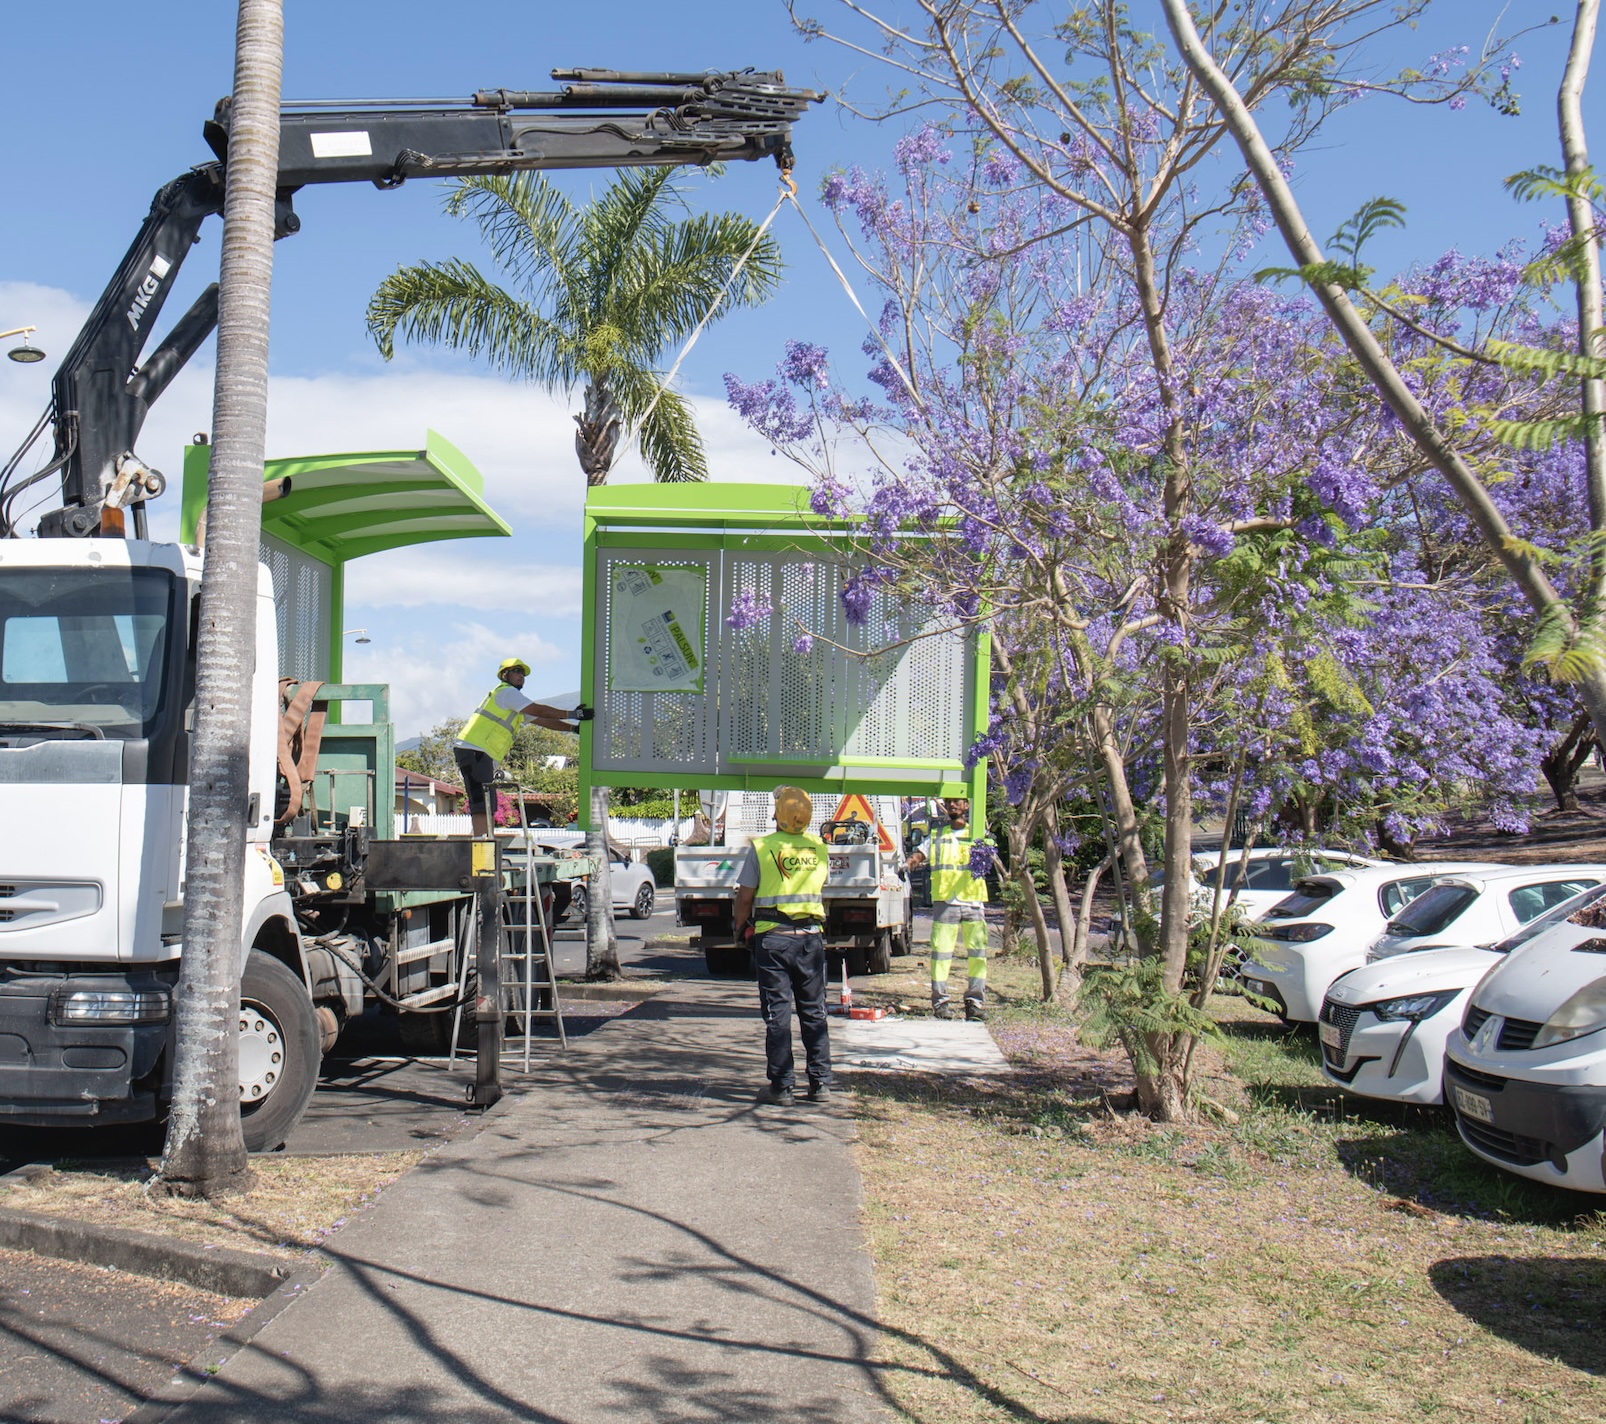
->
xmin=774 ymin=785 xmax=814 ymax=834
xmin=498 ymin=656 xmax=531 ymax=678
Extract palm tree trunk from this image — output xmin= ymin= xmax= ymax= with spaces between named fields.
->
xmin=159 ymin=0 xmax=283 ymax=1199
xmin=575 ymin=378 xmax=621 ymax=485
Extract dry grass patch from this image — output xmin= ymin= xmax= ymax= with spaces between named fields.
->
xmin=0 ymin=1152 xmax=420 ymax=1262
xmin=852 ymin=958 xmax=1606 ymax=1423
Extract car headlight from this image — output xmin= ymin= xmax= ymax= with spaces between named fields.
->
xmin=1533 ymin=977 xmax=1606 ymax=1049
xmin=1371 ymin=991 xmax=1457 ymax=1022
xmin=1271 ymin=923 xmax=1333 ymax=942
xmin=49 ymin=988 xmax=171 ymax=1025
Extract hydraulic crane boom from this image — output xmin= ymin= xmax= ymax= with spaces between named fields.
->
xmin=4 ymin=68 xmax=820 ymax=538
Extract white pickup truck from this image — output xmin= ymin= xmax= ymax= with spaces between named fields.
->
xmin=675 ymin=792 xmax=913 ymax=977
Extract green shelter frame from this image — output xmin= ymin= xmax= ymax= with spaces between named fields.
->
xmin=580 ymin=482 xmax=988 ymax=813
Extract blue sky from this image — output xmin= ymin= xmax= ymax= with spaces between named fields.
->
xmin=0 ymin=2 xmax=1597 ymax=736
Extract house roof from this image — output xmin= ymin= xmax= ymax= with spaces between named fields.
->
xmin=394 ymin=770 xmax=464 ymax=797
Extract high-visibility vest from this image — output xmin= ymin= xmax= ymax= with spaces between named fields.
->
xmin=751 ymin=830 xmax=828 ymax=924
xmin=927 ymin=826 xmax=988 ymax=904
xmin=458 ymin=684 xmax=521 ymax=762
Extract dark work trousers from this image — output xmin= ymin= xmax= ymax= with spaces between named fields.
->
xmin=754 ymin=925 xmax=832 ymax=1091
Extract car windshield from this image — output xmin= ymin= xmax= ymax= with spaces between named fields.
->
xmin=1492 ymin=883 xmax=1606 ymax=954
xmin=0 ymin=567 xmax=175 ymax=739
xmin=1385 ymin=883 xmax=1477 ymax=938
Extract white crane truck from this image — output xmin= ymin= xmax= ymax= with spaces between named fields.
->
xmin=0 ymin=70 xmax=819 ymax=1148
xmin=675 ymin=791 xmax=914 ymax=977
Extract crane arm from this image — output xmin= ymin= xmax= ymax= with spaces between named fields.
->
xmin=12 ymin=68 xmax=819 ymax=537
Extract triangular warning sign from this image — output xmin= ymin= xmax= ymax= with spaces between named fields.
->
xmin=830 ymin=794 xmax=895 ymax=854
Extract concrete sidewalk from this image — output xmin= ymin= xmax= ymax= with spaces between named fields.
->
xmin=155 ymin=978 xmax=887 ymax=1423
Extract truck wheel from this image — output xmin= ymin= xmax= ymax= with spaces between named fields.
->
xmin=868 ymin=929 xmax=893 ymax=976
xmin=844 ymin=945 xmax=871 ymax=978
xmin=238 ymin=950 xmax=323 ymax=1153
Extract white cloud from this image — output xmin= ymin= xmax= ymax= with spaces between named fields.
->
xmin=341 ymin=618 xmax=566 ymax=738
xmin=343 ymin=546 xmax=583 ymax=613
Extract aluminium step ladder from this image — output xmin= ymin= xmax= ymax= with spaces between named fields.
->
xmin=446 ymin=777 xmax=567 ymax=1069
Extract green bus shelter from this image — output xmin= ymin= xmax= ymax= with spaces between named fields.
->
xmin=580 ymin=482 xmax=987 ymax=809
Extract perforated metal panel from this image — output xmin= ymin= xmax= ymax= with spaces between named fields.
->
xmin=592 ymin=545 xmax=972 ymax=782
xmin=598 ymin=551 xmax=719 ymax=775
xmin=261 ymin=532 xmax=331 ymax=681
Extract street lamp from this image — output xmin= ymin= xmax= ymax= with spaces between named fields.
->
xmin=342 ymin=628 xmax=371 ymax=644
xmin=2 ymin=326 xmax=45 ymax=364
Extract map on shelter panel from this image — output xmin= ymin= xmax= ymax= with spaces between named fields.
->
xmin=608 ymin=563 xmax=707 ymax=694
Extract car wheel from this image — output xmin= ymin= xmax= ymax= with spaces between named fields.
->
xmin=569 ymin=885 xmax=589 ymax=924
xmin=238 ymin=949 xmax=323 ymax=1153
xmin=630 ymin=882 xmax=655 ymax=920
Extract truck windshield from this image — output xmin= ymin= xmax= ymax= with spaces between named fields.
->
xmin=0 ymin=567 xmax=175 ymax=738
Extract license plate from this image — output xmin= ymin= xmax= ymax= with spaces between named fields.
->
xmin=1245 ymin=979 xmax=1269 ymax=997
xmin=1453 ymin=1086 xmax=1494 ymax=1124
xmin=1318 ymin=1022 xmax=1342 ymax=1050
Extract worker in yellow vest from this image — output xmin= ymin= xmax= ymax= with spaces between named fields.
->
xmin=454 ymin=657 xmax=589 ymax=836
xmin=906 ymin=797 xmax=991 ymax=1020
xmin=733 ymin=786 xmax=832 ymax=1106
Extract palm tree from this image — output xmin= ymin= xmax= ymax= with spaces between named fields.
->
xmin=159 ymin=0 xmax=283 ymax=1198
xmin=368 ymin=166 xmax=782 ymax=974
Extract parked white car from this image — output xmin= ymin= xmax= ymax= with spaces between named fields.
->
xmin=1445 ymin=884 xmax=1606 ymax=1193
xmin=1115 ymin=847 xmax=1380 ymax=953
xmin=1241 ymin=861 xmax=1498 ymax=1023
xmin=1366 ymin=865 xmax=1606 ymax=963
xmin=1319 ymin=879 xmax=1606 ymax=1106
xmin=536 ymin=845 xmax=657 ymax=922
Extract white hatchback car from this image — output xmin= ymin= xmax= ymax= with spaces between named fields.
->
xmin=1114 ymin=847 xmax=1380 ymax=952
xmin=1319 ymin=879 xmax=1606 ymax=1105
xmin=1241 ymin=861 xmax=1498 ymax=1023
xmin=1366 ymin=865 xmax=1606 ymax=963
xmin=1445 ymin=884 xmax=1606 ymax=1193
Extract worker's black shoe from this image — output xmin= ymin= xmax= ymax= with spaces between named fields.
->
xmin=756 ymin=1082 xmax=795 ymax=1107
xmin=806 ymin=1081 xmax=833 ymax=1104
xmin=964 ymin=1002 xmax=988 ymax=1023
xmin=932 ymin=1001 xmax=955 ymax=1020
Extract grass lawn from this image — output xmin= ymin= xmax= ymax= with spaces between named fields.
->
xmin=852 ymin=956 xmax=1606 ymax=1423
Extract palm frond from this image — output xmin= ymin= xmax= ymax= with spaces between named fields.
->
xmin=365 ymin=259 xmax=573 ymax=383
xmin=445 ymin=174 xmax=580 ymax=309
xmin=612 ymin=367 xmax=708 ymax=483
xmin=616 ymin=217 xmax=784 ymax=346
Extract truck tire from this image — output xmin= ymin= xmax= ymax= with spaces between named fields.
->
xmin=844 ymin=944 xmax=871 ymax=978
xmin=868 ymin=929 xmax=893 ymax=976
xmin=238 ymin=949 xmax=323 ymax=1153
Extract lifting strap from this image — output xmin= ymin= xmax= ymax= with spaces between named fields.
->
xmin=623 ymin=171 xmax=926 ymax=467
xmin=276 ymin=677 xmax=327 ymax=826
